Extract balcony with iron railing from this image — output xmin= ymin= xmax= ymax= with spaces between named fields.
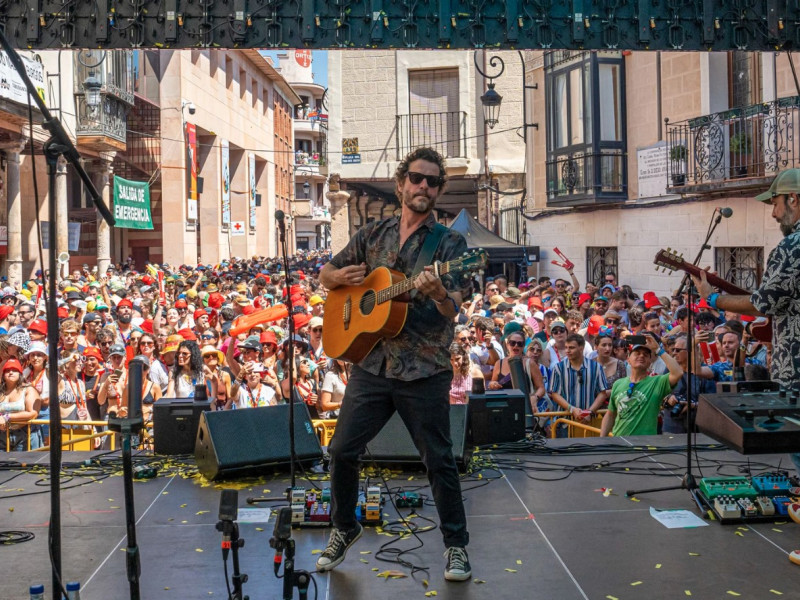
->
xmin=546 ymin=150 xmax=627 ymax=206
xmin=665 ymin=96 xmax=800 ymax=194
xmin=396 ymin=111 xmax=467 ymax=161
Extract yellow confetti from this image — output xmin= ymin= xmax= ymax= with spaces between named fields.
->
xmin=504 ymin=569 xmax=517 ymax=573
xmin=108 ymin=498 xmax=115 ymax=502
xmin=196 ymin=510 xmax=210 ymax=515
xmin=164 ymin=587 xmax=170 ymax=590
xmin=255 ymin=527 xmax=264 ymax=532
xmin=727 ymin=592 xmax=741 ymax=597
xmin=655 ymin=564 xmax=662 ymax=569
xmin=311 ymin=549 xmax=322 ymax=555
xmin=372 ymin=568 xmax=379 ymax=572
xmin=735 ymin=531 xmax=744 ymax=537
xmin=181 ymin=520 xmax=188 ymax=524
xmin=770 ymin=591 xmax=783 ymax=595
xmin=685 ymin=591 xmax=692 ymax=596
xmin=422 ymin=579 xmax=429 ymax=588
xmin=408 ymin=476 xmax=414 ymax=481
xmin=263 ymin=489 xmax=270 ymax=494
xmin=360 ymin=551 xmax=372 ymax=555
xmin=180 ymin=504 xmax=187 ymax=508
xmin=424 ymin=592 xmax=437 ymax=597
xmin=473 ymin=579 xmax=486 ymax=584
xmin=360 ymin=559 xmax=369 ymax=563
xmin=8 ymin=507 xmax=13 ymax=512
xmin=377 ymin=570 xmax=407 ymax=579
xmin=689 ymin=552 xmax=700 ymax=556
xmin=630 ymin=497 xmax=640 ymax=502
xmin=773 ymin=528 xmax=783 ymax=533
xmin=195 ymin=548 xmax=203 ymax=553
xmin=516 ymin=559 xmax=522 ymax=565
xmin=162 ymin=492 xmax=169 ymax=495
xmin=737 ymin=527 xmax=749 ymax=531
xmin=631 ymin=581 xmax=643 ymax=586
xmin=607 ymin=596 xmax=619 ymax=600
xmin=603 ymin=489 xmax=612 ymax=497
xmin=775 ymin=521 xmax=788 ymax=525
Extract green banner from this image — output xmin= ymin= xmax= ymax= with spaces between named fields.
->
xmin=113 ymin=176 xmax=153 ymax=230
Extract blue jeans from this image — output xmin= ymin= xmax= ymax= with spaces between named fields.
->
xmin=328 ymin=366 xmax=469 ymax=548
xmin=5 ymin=428 xmax=42 ymax=451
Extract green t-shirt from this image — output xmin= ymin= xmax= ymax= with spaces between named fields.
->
xmin=608 ymin=374 xmax=672 ymax=437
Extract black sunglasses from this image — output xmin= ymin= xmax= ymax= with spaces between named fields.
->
xmin=507 ymin=340 xmax=524 ymax=348
xmin=406 ymin=171 xmax=444 ymax=188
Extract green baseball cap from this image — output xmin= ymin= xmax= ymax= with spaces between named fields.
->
xmin=755 ymin=168 xmax=800 ymax=202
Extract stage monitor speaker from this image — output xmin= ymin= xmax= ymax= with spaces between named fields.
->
xmin=195 ymin=403 xmax=323 ymax=480
xmin=153 ymin=397 xmax=211 ymax=455
xmin=467 ymin=390 xmax=527 ymax=445
xmin=362 ymin=404 xmax=471 ymax=472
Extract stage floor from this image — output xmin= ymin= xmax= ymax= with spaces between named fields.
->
xmin=2 ymin=435 xmax=800 ymax=600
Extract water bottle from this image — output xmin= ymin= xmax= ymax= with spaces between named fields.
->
xmin=65 ymin=581 xmax=81 ymax=600
xmin=29 ymin=584 xmax=45 ymax=600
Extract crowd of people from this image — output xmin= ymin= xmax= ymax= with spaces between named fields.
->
xmin=0 ymin=248 xmax=775 ymax=451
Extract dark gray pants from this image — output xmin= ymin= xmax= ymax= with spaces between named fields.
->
xmin=328 ymin=365 xmax=469 ymax=548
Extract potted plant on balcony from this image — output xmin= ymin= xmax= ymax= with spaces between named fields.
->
xmin=729 ymin=131 xmax=752 ymax=178
xmin=669 ymin=144 xmax=688 ymax=186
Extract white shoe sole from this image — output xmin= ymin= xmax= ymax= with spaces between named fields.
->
xmin=316 ymin=526 xmax=363 ymax=572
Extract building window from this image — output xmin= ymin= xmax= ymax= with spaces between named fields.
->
xmin=714 ymin=247 xmax=764 ymax=291
xmin=586 ymin=246 xmax=618 ymax=287
xmin=544 ymin=51 xmax=627 ymax=207
xmin=401 ymin=68 xmax=463 ymax=159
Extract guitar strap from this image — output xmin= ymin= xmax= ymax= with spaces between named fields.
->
xmin=409 ymin=223 xmax=447 ymax=299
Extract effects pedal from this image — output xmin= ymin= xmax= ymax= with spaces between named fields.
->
xmin=396 ymin=492 xmax=423 ymax=508
xmin=737 ymin=497 xmax=758 ymax=518
xmin=752 ymin=474 xmax=794 ymax=497
xmin=290 ymin=487 xmax=306 ymax=524
xmin=756 ymin=496 xmax=776 ymax=517
xmin=713 ymin=495 xmax=741 ymax=520
xmin=772 ymin=496 xmax=792 ymax=516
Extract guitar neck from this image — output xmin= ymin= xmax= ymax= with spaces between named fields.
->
xmin=676 ymin=261 xmax=750 ymax=296
xmin=379 ymin=262 xmax=455 ymax=303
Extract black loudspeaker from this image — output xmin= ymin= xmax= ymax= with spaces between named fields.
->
xmin=363 ymin=404 xmax=471 ymax=472
xmin=255 ymin=193 xmax=262 ymax=207
xmin=153 ymin=397 xmax=211 ymax=455
xmin=467 ymin=390 xmax=526 ymax=445
xmin=195 ymin=403 xmax=323 ymax=480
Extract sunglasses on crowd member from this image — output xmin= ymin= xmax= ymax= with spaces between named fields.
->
xmin=551 ymin=328 xmax=566 ymax=334
xmin=556 ymin=283 xmax=567 ymax=288
xmin=311 ymin=327 xmax=323 ymax=333
xmin=507 ymin=339 xmax=524 ymax=348
xmin=406 ymin=171 xmax=445 ymax=188
xmin=605 ymin=318 xmax=620 ymax=325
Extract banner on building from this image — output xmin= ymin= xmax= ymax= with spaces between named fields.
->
xmin=221 ymin=139 xmax=231 ymax=225
xmin=113 ymin=176 xmax=153 ymax=230
xmin=0 ymin=51 xmax=45 ymax=107
xmin=248 ymin=153 xmax=257 ymax=230
xmin=230 ymin=221 xmax=245 ymax=236
xmin=186 ymin=122 xmax=198 ymax=220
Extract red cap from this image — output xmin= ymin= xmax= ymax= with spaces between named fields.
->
xmin=117 ymin=298 xmax=133 ymax=309
xmin=587 ymin=315 xmax=605 ymax=336
xmin=177 ymin=328 xmax=197 ymax=341
xmin=643 ymin=291 xmax=662 ymax=310
xmin=57 ymin=306 xmax=68 ymax=319
xmin=293 ymin=313 xmax=312 ymax=330
xmin=82 ymin=347 xmax=104 ymax=362
xmin=260 ymin=331 xmax=278 ymax=346
xmin=697 ymin=298 xmax=711 ymax=310
xmin=141 ymin=275 xmax=154 ymax=285
xmin=241 ymin=305 xmax=255 ymax=315
xmin=291 ymin=293 xmax=306 ymax=306
xmin=174 ymin=299 xmax=188 ymax=309
xmin=207 ymin=292 xmax=225 ymax=309
xmin=29 ymin=320 xmax=48 ymax=335
xmin=578 ymin=293 xmax=592 ymax=307
xmin=2 ymin=358 xmax=23 ymax=373
xmin=0 ymin=306 xmax=13 ymax=321
xmin=140 ymin=319 xmax=154 ymax=334
xmin=527 ymin=296 xmax=543 ymax=311
xmin=193 ymin=308 xmax=207 ymax=320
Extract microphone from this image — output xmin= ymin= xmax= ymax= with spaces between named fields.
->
xmin=717 ymin=207 xmax=733 ymax=218
xmin=275 ymin=210 xmax=286 ymax=233
xmin=216 ymin=489 xmax=238 ymax=560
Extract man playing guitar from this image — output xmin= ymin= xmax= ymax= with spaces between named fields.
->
xmin=316 ymin=147 xmax=472 ymax=582
xmin=692 ymin=170 xmax=800 ymax=566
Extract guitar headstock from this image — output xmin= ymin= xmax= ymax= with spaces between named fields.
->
xmin=450 ymin=249 xmax=488 ymax=275
xmin=654 ymin=248 xmax=685 ymax=274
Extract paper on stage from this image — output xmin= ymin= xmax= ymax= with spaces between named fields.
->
xmin=649 ymin=506 xmax=709 ymax=529
xmin=236 ymin=507 xmax=274 ymax=523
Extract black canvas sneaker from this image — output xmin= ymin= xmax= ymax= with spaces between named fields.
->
xmin=443 ymin=546 xmax=472 ymax=581
xmin=316 ymin=523 xmax=363 ymax=572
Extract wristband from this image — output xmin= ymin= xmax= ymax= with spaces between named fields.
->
xmin=657 ymin=348 xmax=666 ymax=357
xmin=706 ymin=292 xmax=720 ymax=310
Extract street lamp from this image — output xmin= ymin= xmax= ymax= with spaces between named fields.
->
xmin=83 ymin=72 xmax=102 ymax=113
xmin=474 ymin=51 xmax=504 ymax=129
xmin=303 ymin=178 xmax=310 ymax=198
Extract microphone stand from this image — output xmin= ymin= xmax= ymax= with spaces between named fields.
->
xmin=269 ymin=506 xmax=310 ymax=600
xmin=107 ymin=361 xmax=145 ymax=600
xmin=675 ymin=209 xmax=725 ymax=299
xmin=276 ymin=213 xmax=297 ymax=493
xmin=0 ymin=31 xmax=115 ymax=600
xmin=216 ymin=489 xmax=248 ymax=600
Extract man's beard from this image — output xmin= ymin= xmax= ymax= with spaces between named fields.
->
xmin=779 ymin=210 xmax=798 ymax=237
xmin=118 ymin=314 xmax=132 ymax=325
xmin=402 ymin=191 xmax=435 ymax=214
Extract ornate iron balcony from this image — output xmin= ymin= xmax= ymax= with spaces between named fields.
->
xmin=665 ymin=96 xmax=800 ymax=192
xmin=75 ymin=94 xmax=129 ymax=148
xmin=545 ymin=150 xmax=627 ymax=205
xmin=396 ymin=111 xmax=467 ymax=160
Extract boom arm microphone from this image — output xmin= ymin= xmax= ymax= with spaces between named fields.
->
xmin=718 ymin=207 xmax=733 ymax=218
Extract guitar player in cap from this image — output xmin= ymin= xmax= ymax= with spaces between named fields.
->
xmin=316 ymin=147 xmax=472 ymax=581
xmin=692 ymin=168 xmax=800 ymax=562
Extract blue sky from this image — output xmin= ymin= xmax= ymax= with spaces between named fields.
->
xmin=260 ymin=50 xmax=328 ymax=87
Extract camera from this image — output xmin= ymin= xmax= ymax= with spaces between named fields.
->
xmin=670 ymin=403 xmax=683 ymax=419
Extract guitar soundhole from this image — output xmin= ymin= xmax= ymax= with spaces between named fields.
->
xmin=360 ymin=290 xmax=376 ymax=315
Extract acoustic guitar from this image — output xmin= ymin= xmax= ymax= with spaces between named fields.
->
xmin=322 ymin=249 xmax=488 ymax=363
xmin=653 ymin=248 xmax=772 ymax=343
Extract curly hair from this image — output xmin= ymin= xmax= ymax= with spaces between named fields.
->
xmin=171 ymin=340 xmax=203 ymax=383
xmin=394 ymin=147 xmax=447 ymax=191
xmin=449 ymin=342 xmax=471 ymax=377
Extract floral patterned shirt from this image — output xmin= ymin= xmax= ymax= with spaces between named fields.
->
xmin=329 ymin=213 xmax=472 ymax=381
xmin=750 ymin=220 xmax=800 ymax=388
